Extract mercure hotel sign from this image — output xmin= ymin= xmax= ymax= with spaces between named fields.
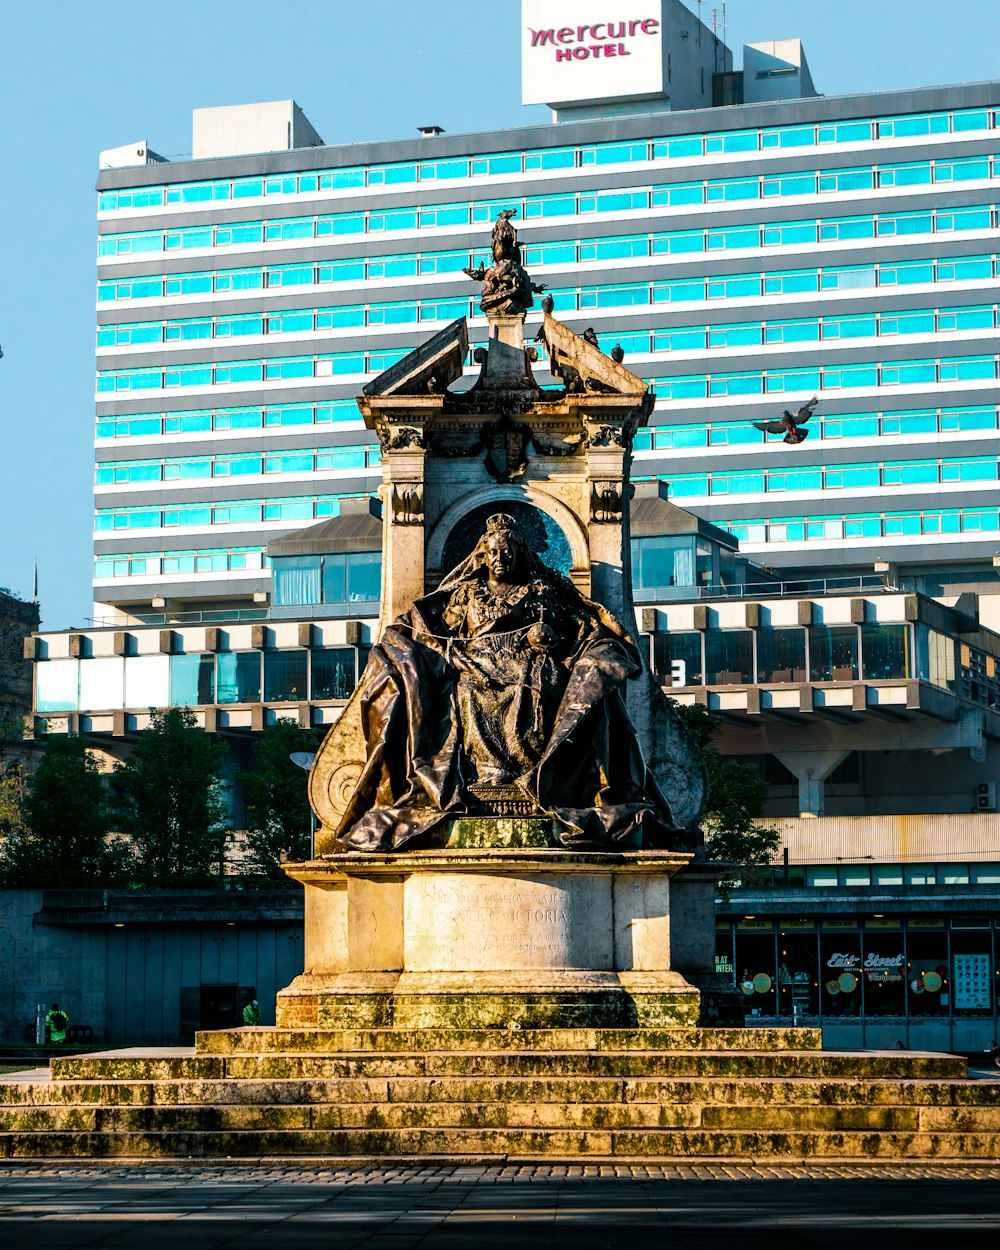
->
xmin=529 ymin=17 xmax=661 ymax=61
xmin=522 ymin=0 xmax=667 ymax=107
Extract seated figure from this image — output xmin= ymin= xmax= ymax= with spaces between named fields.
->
xmin=336 ymin=512 xmax=685 ymax=851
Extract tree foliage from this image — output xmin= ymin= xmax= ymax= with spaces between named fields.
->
xmin=238 ymin=720 xmax=318 ymax=881
xmin=0 ymin=737 xmax=128 ymax=887
xmin=669 ymin=701 xmax=780 ymax=878
xmin=109 ymin=709 xmax=229 ymax=885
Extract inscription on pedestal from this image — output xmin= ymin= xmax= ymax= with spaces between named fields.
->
xmin=403 ymin=872 xmax=613 ymax=972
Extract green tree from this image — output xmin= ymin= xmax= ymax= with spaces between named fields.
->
xmin=0 ymin=737 xmax=126 ymax=887
xmin=239 ymin=720 xmax=318 ymax=881
xmin=670 ymin=701 xmax=780 ymax=880
xmin=110 ymin=709 xmax=229 ymax=886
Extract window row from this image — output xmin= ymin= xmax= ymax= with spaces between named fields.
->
xmin=636 ymin=404 xmax=1000 ymax=451
xmin=96 ymin=401 xmax=361 ymax=440
xmin=654 ymin=352 xmax=1000 ymax=403
xmin=95 ymin=204 xmax=998 ymax=304
xmin=722 ymin=919 xmax=999 ymax=1023
xmin=660 ymin=453 xmax=1000 ymax=502
xmin=96 ymin=349 xmax=410 ymax=394
xmin=94 ymin=493 xmax=366 ymax=532
xmin=93 ymin=547 xmax=266 ymax=580
xmin=561 ymin=252 xmax=999 ymax=313
xmin=95 ymin=443 xmax=379 ymax=485
xmin=652 ymin=623 xmax=911 ymax=686
xmin=797 ymin=865 xmax=1000 ymax=887
xmin=97 ymin=295 xmax=1000 ymax=355
xmin=94 ymin=338 xmax=1000 ymax=401
xmin=95 ymin=106 xmax=997 ymax=211
xmin=721 ymin=507 xmax=1000 ymax=546
xmin=35 ymin=646 xmax=367 ymax=714
xmin=97 ymin=297 xmax=473 ymax=347
xmin=97 ymin=152 xmax=1000 ymax=256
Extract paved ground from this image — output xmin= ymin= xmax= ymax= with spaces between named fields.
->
xmin=2 ymin=1162 xmax=1000 ymax=1249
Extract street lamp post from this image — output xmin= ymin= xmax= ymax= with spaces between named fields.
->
xmin=289 ymin=752 xmax=317 ymax=860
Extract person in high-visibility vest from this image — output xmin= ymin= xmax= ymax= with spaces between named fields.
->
xmin=45 ymin=1003 xmax=69 ymax=1043
xmin=242 ymin=999 xmax=260 ymax=1026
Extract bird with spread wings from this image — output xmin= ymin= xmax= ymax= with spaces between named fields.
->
xmin=753 ymin=396 xmax=818 ymax=445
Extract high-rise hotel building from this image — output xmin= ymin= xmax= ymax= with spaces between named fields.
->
xmin=91 ymin=4 xmax=1000 ymax=624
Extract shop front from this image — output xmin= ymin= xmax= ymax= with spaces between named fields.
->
xmin=718 ymin=913 xmax=999 ymax=1053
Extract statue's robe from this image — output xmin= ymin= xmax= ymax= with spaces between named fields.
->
xmin=335 ymin=562 xmax=682 ymax=852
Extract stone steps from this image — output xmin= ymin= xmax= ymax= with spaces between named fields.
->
xmin=3 ymin=1100 xmax=1000 ymax=1134
xmin=194 ymin=1027 xmax=822 ymax=1054
xmin=49 ymin=1050 xmax=968 ymax=1082
xmin=3 ymin=1126 xmax=1000 ymax=1160
xmin=2 ymin=1029 xmax=997 ymax=1160
xmin=4 ymin=1076 xmax=997 ymax=1108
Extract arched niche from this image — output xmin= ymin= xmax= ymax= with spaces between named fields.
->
xmin=425 ymin=485 xmax=590 ymax=588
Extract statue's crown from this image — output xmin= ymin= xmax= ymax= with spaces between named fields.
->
xmin=486 ymin=513 xmax=517 ymax=536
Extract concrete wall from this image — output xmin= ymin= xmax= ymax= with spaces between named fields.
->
xmin=0 ymin=891 xmax=304 ymax=1046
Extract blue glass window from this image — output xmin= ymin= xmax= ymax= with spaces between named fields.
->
xmin=652 ymin=137 xmax=703 ymax=160
xmin=706 ymin=178 xmax=758 ymax=202
xmin=651 ymin=182 xmax=703 ymax=206
xmin=879 ymin=162 xmax=932 ymax=187
xmin=652 ymin=230 xmax=703 ymax=254
xmin=523 ymin=148 xmax=575 ymax=170
xmin=819 ymin=216 xmax=875 ymax=241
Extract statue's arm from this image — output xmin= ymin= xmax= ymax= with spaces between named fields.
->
xmin=442 ymin=585 xmax=469 ymax=633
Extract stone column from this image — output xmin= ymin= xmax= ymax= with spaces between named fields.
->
xmin=775 ymin=750 xmax=850 ymax=816
xmin=379 ymin=435 xmax=427 ymax=626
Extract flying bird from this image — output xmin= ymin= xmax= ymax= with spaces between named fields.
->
xmin=610 ymin=344 xmax=625 ymax=365
xmin=753 ymin=396 xmax=818 ymax=445
xmin=582 ymin=327 xmax=600 ymax=349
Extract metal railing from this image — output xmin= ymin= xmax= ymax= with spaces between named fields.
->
xmin=634 ymin=574 xmax=895 ymax=603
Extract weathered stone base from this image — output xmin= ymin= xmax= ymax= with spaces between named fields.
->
xmin=3 ymin=1028 xmax=1000 ymax=1159
xmin=276 ymin=970 xmax=700 ymax=1030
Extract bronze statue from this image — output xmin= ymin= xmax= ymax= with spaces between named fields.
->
xmin=464 ymin=209 xmax=546 ymax=316
xmin=335 ymin=513 xmax=683 ymax=852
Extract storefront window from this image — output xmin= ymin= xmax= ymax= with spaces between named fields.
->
xmin=906 ymin=922 xmax=949 ymax=1018
xmin=820 ymin=925 xmax=862 ymax=1020
xmin=735 ymin=923 xmax=778 ymax=1022
xmin=705 ymin=629 xmax=753 ymax=684
xmin=861 ymin=623 xmax=909 ymax=679
xmin=809 ymin=625 xmax=859 ymax=682
xmin=861 ymin=922 xmax=906 ymax=1019
xmin=756 ymin=627 xmax=806 ymax=682
xmin=776 ymin=925 xmax=819 ymax=1020
xmin=951 ymin=922 xmax=993 ymax=1017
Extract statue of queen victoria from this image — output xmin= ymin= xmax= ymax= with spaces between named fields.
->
xmin=336 ymin=512 xmax=684 ymax=852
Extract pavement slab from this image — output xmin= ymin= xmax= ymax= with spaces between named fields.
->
xmin=1 ymin=1163 xmax=1000 ymax=1248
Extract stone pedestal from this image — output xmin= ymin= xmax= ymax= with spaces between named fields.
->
xmin=279 ymin=849 xmax=700 ymax=1029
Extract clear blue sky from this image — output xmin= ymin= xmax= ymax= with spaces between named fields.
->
xmin=1 ymin=0 xmax=998 ymax=629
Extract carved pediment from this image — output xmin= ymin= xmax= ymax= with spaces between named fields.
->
xmin=361 ymin=317 xmax=469 ymax=400
xmin=540 ymin=314 xmax=649 ymax=397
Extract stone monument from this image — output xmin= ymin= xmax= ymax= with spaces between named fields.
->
xmin=278 ymin=210 xmax=717 ymax=1030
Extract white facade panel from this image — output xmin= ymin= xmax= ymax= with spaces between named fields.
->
xmin=521 ymin=0 xmax=666 ymax=107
